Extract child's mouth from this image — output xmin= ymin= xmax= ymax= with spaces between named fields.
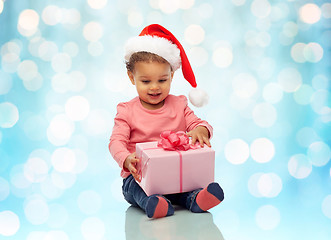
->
xmin=148 ymin=93 xmax=161 ymax=97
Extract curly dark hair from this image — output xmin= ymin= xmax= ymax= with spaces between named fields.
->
xmin=125 ymin=51 xmax=171 ymax=72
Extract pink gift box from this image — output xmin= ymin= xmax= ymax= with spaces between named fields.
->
xmin=136 ymin=141 xmax=215 ymax=196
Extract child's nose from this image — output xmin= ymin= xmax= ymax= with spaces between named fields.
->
xmin=150 ymin=83 xmax=160 ymax=90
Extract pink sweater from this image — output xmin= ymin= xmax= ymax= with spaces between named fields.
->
xmin=109 ymin=94 xmax=213 ymax=178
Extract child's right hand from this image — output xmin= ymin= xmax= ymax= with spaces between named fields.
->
xmin=124 ymin=152 xmax=141 ymax=182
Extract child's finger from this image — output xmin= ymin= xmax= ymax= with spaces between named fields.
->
xmin=191 ymin=135 xmax=197 ymax=145
xmin=198 ymin=136 xmax=204 ymax=147
xmin=204 ymin=136 xmax=211 ymax=147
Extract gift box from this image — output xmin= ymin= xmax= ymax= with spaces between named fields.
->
xmin=136 ymin=139 xmax=215 ymax=196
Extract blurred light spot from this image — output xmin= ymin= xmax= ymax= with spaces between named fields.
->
xmin=149 ymin=0 xmax=159 ymax=9
xmin=255 ymin=205 xmax=280 ymax=230
xmin=307 ymin=141 xmax=331 ymax=167
xmin=245 ymin=30 xmax=258 ymax=46
xmin=248 ymin=173 xmax=264 ymax=197
xmin=0 ymin=211 xmax=20 ymax=236
xmin=312 ymin=74 xmax=329 ymax=90
xmin=51 ymin=148 xmax=76 ymax=173
xmin=51 ymin=171 xmax=76 ymax=189
xmin=256 ymin=31 xmax=271 ymax=47
xmin=296 ymin=127 xmax=320 ymax=148
xmin=159 ymin=0 xmax=180 ymax=14
xmin=23 ymin=73 xmax=43 ymax=91
xmin=310 ymin=89 xmax=329 ymax=114
xmin=0 ymin=1 xmax=3 ymax=14
xmin=278 ymin=32 xmax=293 ymax=46
xmin=42 ymin=5 xmax=62 ymax=25
xmin=321 ymin=3 xmax=331 ymax=18
xmin=1 ymin=52 xmax=20 ymax=73
xmin=47 ymin=114 xmax=75 ymax=146
xmin=40 ymin=176 xmax=63 ymax=199
xmin=24 ymin=195 xmax=50 ymax=225
xmin=224 ymin=139 xmax=249 ymax=165
xmin=293 ymin=84 xmax=314 ymax=105
xmin=78 ymin=190 xmax=102 ymax=215
xmin=283 ymin=21 xmax=298 ymax=38
xmin=251 ymin=0 xmax=271 ymax=19
xmin=188 ymin=47 xmax=208 ymax=67
xmin=24 ymin=157 xmax=49 ymax=183
xmin=257 ymin=57 xmax=275 ymax=80
xmin=51 ymin=73 xmax=70 ymax=93
xmin=0 ymin=70 xmax=12 ymax=95
xmin=257 ymin=173 xmax=282 ymax=198
xmin=82 ymin=109 xmax=112 ymax=136
xmin=185 ymin=25 xmax=205 ymax=45
xmin=0 ymin=177 xmax=10 ymax=201
xmin=299 ymin=3 xmax=321 ymax=24
xmin=1 ymin=40 xmax=21 ymax=55
xmin=83 ymin=22 xmax=103 ymax=42
xmin=88 ymin=41 xmax=104 ymax=56
xmin=128 ymin=10 xmax=143 ymax=27
xmin=229 ymin=94 xmax=255 ymax=116
xmin=197 ymin=3 xmax=213 ymax=18
xmin=88 ymin=0 xmax=108 ymax=9
xmin=0 ymin=102 xmax=19 ymax=128
xmin=69 ymin=71 xmax=87 ymax=92
xmin=10 ymin=165 xmax=31 ymax=189
xmin=252 ymin=102 xmax=277 ymax=128
xmin=17 ymin=9 xmax=39 ymax=37
xmin=51 ymin=53 xmax=72 ymax=73
xmin=81 ymin=217 xmax=105 ymax=240
xmin=63 ymin=42 xmax=79 ymax=57
xmin=70 ymin=149 xmax=88 ymax=174
xmin=38 ymin=41 xmax=59 ymax=61
xmin=28 ymin=37 xmax=44 ymax=57
xmin=322 ymin=195 xmax=331 ymax=219
xmin=232 ymin=73 xmax=258 ymax=98
xmin=61 ymin=8 xmax=81 ymax=26
xmin=47 ymin=204 xmax=68 ymax=228
xmin=250 ymin=138 xmax=275 ymax=163
xmin=263 ymin=83 xmax=283 ymax=104
xmin=213 ymin=47 xmax=233 ymax=68
xmin=288 ymin=154 xmax=312 ymax=179
xmin=270 ymin=3 xmax=289 ymax=22
xmin=232 ymin=0 xmax=246 ymax=6
xmin=179 ymin=0 xmax=195 ymax=9
xmin=65 ymin=96 xmax=90 ymax=121
xmin=27 ymin=231 xmax=47 ymax=240
xmin=17 ymin=60 xmax=38 ymax=81
xmin=277 ymin=68 xmax=302 ymax=92
xmin=303 ymin=42 xmax=323 ymax=63
xmin=291 ymin=42 xmax=306 ymax=63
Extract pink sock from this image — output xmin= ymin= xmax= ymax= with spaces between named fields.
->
xmin=195 ymin=183 xmax=224 ymax=211
xmin=152 ymin=197 xmax=168 ymax=218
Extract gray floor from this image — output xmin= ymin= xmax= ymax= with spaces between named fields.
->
xmin=125 ymin=206 xmax=224 ymax=240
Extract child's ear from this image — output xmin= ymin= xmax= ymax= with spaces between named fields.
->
xmin=127 ymin=71 xmax=135 ymax=85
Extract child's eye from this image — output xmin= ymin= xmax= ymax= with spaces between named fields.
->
xmin=159 ymin=79 xmax=167 ymax=83
xmin=142 ymin=80 xmax=150 ymax=84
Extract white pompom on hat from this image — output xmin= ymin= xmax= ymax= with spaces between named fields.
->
xmin=124 ymin=24 xmax=209 ymax=107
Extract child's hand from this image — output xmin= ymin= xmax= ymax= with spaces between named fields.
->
xmin=187 ymin=126 xmax=211 ymax=148
xmin=124 ymin=152 xmax=141 ymax=182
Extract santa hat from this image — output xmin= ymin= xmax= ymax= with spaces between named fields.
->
xmin=124 ymin=24 xmax=208 ymax=107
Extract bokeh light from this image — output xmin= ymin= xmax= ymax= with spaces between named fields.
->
xmin=0 ymin=102 xmax=19 ymax=128
xmin=299 ymin=3 xmax=321 ymax=24
xmin=0 ymin=211 xmax=20 ymax=236
xmin=255 ymin=205 xmax=280 ymax=230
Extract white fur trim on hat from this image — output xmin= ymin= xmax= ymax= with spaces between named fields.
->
xmin=124 ymin=35 xmax=181 ymax=71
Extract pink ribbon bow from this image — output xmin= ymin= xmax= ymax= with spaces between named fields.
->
xmin=157 ymin=130 xmax=199 ymax=151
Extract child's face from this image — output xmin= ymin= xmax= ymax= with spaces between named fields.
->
xmin=128 ymin=61 xmax=174 ymax=110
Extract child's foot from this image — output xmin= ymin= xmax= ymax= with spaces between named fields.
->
xmin=191 ymin=182 xmax=224 ymax=213
xmin=145 ymin=195 xmax=174 ymax=218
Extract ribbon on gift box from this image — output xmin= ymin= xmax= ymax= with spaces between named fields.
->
xmin=138 ymin=131 xmax=200 ymax=193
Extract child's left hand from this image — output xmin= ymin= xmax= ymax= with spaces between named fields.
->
xmin=186 ymin=126 xmax=211 ymax=148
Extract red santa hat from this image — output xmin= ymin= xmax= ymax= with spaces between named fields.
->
xmin=124 ymin=24 xmax=209 ymax=107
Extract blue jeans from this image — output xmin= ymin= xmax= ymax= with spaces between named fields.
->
xmin=122 ymin=175 xmax=202 ymax=212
